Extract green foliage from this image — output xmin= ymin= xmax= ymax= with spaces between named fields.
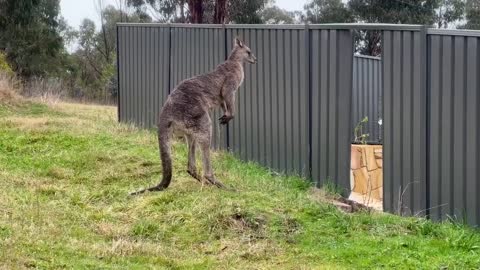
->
xmin=69 ymin=5 xmax=150 ymax=101
xmin=462 ymin=0 xmax=480 ymax=29
xmin=128 ymin=0 xmax=178 ymax=22
xmin=131 ymin=220 xmax=163 ymax=239
xmin=0 ymin=0 xmax=65 ymax=77
xmin=0 ymin=101 xmax=480 ymax=268
xmin=354 ymin=30 xmax=382 ymax=56
xmin=228 ymin=0 xmax=267 ymax=23
xmin=304 ymin=0 xmax=354 ymax=23
xmin=0 ymin=0 xmax=152 ymax=102
xmin=348 ymin=0 xmax=440 ymax=56
xmin=302 ymin=0 xmax=467 ymax=55
xmin=100 ymin=4 xmax=152 ymax=62
xmin=349 ymin=0 xmax=440 ymax=24
xmin=354 ymin=116 xmax=369 ymax=144
xmin=127 ymin=0 xmax=270 ymax=24
xmin=0 ymin=52 xmax=14 ymax=76
xmin=323 ymin=180 xmax=344 ymax=197
xmin=434 ymin=0 xmax=466 ymax=28
xmin=260 ymin=5 xmax=298 ymax=24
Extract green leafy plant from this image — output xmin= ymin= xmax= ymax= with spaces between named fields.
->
xmin=0 ymin=53 xmax=14 ymax=76
xmin=323 ymin=179 xmax=344 ymax=197
xmin=354 ymin=116 xmax=369 ymax=144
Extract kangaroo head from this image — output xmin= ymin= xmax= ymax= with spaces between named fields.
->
xmin=230 ymin=37 xmax=257 ymax=64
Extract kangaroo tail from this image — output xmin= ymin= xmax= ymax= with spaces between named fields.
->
xmin=130 ymin=120 xmax=172 ymax=195
xmin=157 ymin=121 xmax=173 ymax=188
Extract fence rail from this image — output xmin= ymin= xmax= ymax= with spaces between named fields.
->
xmin=117 ymin=23 xmax=480 ymax=226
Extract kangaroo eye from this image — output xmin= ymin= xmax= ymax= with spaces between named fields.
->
xmin=247 ymin=51 xmax=251 ymax=55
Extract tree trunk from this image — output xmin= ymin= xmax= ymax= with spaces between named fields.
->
xmin=96 ymin=0 xmax=110 ymax=62
xmin=187 ymin=0 xmax=203 ymax=23
xmin=214 ymin=0 xmax=227 ymax=24
xmin=364 ymin=31 xmax=381 ymax=57
xmin=180 ymin=0 xmax=185 ymax=23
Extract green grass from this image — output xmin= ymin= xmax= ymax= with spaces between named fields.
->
xmin=0 ymin=101 xmax=479 ymax=269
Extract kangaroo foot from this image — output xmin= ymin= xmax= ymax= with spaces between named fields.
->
xmin=187 ymin=170 xmax=203 ymax=182
xmin=204 ymin=176 xmax=226 ymax=189
xmin=130 ymin=184 xmax=167 ymax=196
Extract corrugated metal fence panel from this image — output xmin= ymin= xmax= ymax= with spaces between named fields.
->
xmin=170 ymin=26 xmax=225 ymax=86
xmin=382 ymin=30 xmax=427 ymax=215
xmin=117 ymin=25 xmax=170 ymax=128
xmin=311 ymin=29 xmax=354 ymax=194
xmin=428 ymin=33 xmax=480 ymax=225
xmin=225 ymin=27 xmax=310 ymax=176
xmin=169 ymin=26 xmax=227 ymax=149
xmin=117 ymin=23 xmax=480 ymax=225
xmin=352 ymin=55 xmax=382 ymax=143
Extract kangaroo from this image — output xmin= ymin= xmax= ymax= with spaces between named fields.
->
xmin=131 ymin=38 xmax=256 ymax=195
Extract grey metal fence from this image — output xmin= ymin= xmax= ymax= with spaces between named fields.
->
xmin=382 ymin=29 xmax=428 ymax=216
xmin=427 ymin=29 xmax=480 ymax=225
xmin=169 ymin=25 xmax=227 ymax=149
xmin=117 ymin=25 xmax=170 ymax=128
xmin=225 ymin=26 xmax=310 ymax=176
xmin=117 ymin=23 xmax=480 ymax=225
xmin=310 ymin=28 xmax=354 ymax=192
xmin=352 ymin=55 xmax=382 ymax=144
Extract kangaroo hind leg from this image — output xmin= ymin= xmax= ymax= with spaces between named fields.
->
xmin=186 ymin=134 xmax=202 ymax=182
xmin=196 ymin=127 xmax=226 ymax=189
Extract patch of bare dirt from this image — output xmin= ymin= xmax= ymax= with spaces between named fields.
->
xmin=310 ymin=188 xmax=380 ymax=213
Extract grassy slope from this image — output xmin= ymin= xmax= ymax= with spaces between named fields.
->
xmin=0 ymin=101 xmax=479 ymax=269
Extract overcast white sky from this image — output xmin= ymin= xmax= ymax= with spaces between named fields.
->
xmin=60 ymin=0 xmax=308 ymax=30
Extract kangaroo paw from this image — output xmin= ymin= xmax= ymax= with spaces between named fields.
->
xmin=219 ymin=115 xmax=233 ymax=125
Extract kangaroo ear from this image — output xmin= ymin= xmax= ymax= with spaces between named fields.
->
xmin=234 ymin=37 xmax=243 ymax=48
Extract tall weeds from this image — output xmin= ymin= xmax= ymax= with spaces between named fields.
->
xmin=22 ymin=77 xmax=66 ymax=105
xmin=0 ymin=72 xmax=21 ymax=103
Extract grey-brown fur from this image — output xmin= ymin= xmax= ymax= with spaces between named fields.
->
xmin=131 ymin=38 xmax=256 ymax=195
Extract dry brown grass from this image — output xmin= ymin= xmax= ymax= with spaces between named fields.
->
xmin=0 ymin=73 xmax=109 ymax=106
xmin=2 ymin=117 xmax=51 ymax=130
xmin=0 ymin=72 xmax=21 ymax=103
xmin=23 ymin=77 xmax=66 ymax=105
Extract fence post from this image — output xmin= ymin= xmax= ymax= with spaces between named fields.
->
xmin=421 ymin=25 xmax=431 ymax=219
xmin=305 ymin=23 xmax=313 ymax=181
xmin=223 ymin=23 xmax=231 ymax=151
xmin=116 ymin=24 xmax=121 ymax=122
xmin=167 ymin=23 xmax=172 ymax=94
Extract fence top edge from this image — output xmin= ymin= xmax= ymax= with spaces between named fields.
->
xmin=115 ymin=22 xmax=480 ymax=37
xmin=308 ymin=23 xmax=424 ymax=31
xmin=116 ymin=23 xmax=222 ymax=28
xmin=116 ymin=23 xmax=425 ymax=31
xmin=354 ymin=54 xmax=382 ymax=60
xmin=171 ymin=23 xmax=223 ymax=28
xmin=427 ymin=28 xmax=480 ymax=37
xmin=117 ymin=23 xmax=171 ymax=27
xmin=224 ymin=24 xmax=304 ymax=29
